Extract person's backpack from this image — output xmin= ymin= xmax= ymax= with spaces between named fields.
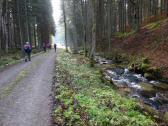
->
xmin=24 ymin=45 xmax=32 ymax=53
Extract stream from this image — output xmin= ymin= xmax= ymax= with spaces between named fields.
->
xmin=95 ymin=56 xmax=168 ymax=111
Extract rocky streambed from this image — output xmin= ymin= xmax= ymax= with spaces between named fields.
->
xmin=95 ymin=56 xmax=168 ymax=112
xmin=105 ymin=67 xmax=168 ymax=111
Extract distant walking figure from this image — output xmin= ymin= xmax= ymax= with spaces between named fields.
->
xmin=24 ymin=42 xmax=32 ymax=62
xmin=43 ymin=43 xmax=46 ymax=52
xmin=54 ymin=43 xmax=57 ymax=52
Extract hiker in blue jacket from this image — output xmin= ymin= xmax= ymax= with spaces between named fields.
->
xmin=24 ymin=42 xmax=32 ymax=62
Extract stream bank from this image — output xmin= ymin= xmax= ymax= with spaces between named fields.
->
xmin=94 ymin=55 xmax=168 ymax=124
xmin=52 ymin=50 xmax=155 ymax=126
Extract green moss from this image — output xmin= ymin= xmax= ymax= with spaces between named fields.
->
xmin=144 ymin=73 xmax=156 ymax=80
xmin=164 ymin=112 xmax=168 ymax=123
xmin=145 ymin=20 xmax=162 ymax=30
xmin=141 ymin=63 xmax=150 ymax=73
xmin=115 ymin=31 xmax=136 ymax=38
xmin=142 ymin=58 xmax=150 ymax=64
xmin=53 ymin=49 xmax=155 ymax=126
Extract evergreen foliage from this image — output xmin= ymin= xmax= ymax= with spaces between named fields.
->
xmin=0 ymin=0 xmax=55 ymax=54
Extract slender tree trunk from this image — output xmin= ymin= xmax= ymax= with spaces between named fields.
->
xmin=62 ymin=0 xmax=68 ymax=52
xmin=17 ymin=0 xmax=23 ymax=52
xmin=34 ymin=17 xmax=37 ymax=48
xmin=24 ymin=0 xmax=30 ymax=43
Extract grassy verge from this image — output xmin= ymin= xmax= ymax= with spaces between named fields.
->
xmin=0 ymin=48 xmax=41 ymax=69
xmin=0 ymin=50 xmax=22 ymax=69
xmin=52 ymin=49 xmax=155 ymax=126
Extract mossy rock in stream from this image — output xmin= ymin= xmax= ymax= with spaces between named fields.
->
xmin=140 ymin=83 xmax=155 ymax=91
xmin=129 ymin=62 xmax=143 ymax=74
xmin=144 ymin=73 xmax=156 ymax=80
xmin=144 ymin=67 xmax=161 ymax=80
xmin=123 ymin=57 xmax=161 ymax=81
xmin=142 ymin=58 xmax=150 ymax=64
xmin=100 ymin=64 xmax=116 ymax=69
xmin=129 ymin=57 xmax=151 ymax=74
xmin=153 ymin=83 xmax=168 ymax=91
xmin=160 ymin=77 xmax=168 ymax=84
xmin=163 ymin=112 xmax=168 ymax=123
xmin=147 ymin=67 xmax=162 ymax=79
xmin=139 ymin=83 xmax=157 ymax=97
xmin=140 ymin=63 xmax=150 ymax=73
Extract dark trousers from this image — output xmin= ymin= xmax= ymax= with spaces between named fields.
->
xmin=43 ymin=47 xmax=46 ymax=52
xmin=25 ymin=53 xmax=31 ymax=62
xmin=28 ymin=53 xmax=31 ymax=61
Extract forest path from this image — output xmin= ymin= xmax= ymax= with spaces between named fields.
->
xmin=0 ymin=50 xmax=56 ymax=126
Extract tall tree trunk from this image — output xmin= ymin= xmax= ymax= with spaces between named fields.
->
xmin=16 ymin=0 xmax=23 ymax=52
xmin=62 ymin=0 xmax=68 ymax=52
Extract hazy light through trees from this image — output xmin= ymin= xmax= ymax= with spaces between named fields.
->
xmin=52 ymin=0 xmax=64 ymax=45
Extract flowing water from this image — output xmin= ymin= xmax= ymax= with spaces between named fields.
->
xmin=95 ymin=56 xmax=168 ymax=111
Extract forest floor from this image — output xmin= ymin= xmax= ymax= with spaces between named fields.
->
xmin=0 ymin=50 xmax=56 ymax=126
xmin=52 ymin=49 xmax=156 ymax=126
xmin=99 ymin=18 xmax=168 ymax=79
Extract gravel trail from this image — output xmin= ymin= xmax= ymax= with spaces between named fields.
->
xmin=0 ymin=50 xmax=56 ymax=126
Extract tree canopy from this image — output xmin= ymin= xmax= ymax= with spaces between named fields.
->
xmin=0 ymin=0 xmax=55 ymax=54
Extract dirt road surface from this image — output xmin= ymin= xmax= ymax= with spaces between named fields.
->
xmin=0 ymin=50 xmax=56 ymax=126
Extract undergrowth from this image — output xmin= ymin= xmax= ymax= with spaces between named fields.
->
xmin=53 ymin=49 xmax=155 ymax=126
xmin=0 ymin=50 xmax=22 ymax=69
xmin=0 ymin=48 xmax=41 ymax=69
xmin=145 ymin=20 xmax=162 ymax=30
xmin=115 ymin=31 xmax=136 ymax=38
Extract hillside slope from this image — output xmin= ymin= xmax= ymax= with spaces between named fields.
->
xmin=110 ymin=19 xmax=168 ymax=79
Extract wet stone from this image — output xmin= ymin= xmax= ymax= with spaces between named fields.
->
xmin=153 ymin=83 xmax=168 ymax=91
xmin=113 ymin=80 xmax=128 ymax=88
xmin=158 ymin=104 xmax=168 ymax=111
xmin=111 ymin=67 xmax=125 ymax=75
xmin=140 ymin=83 xmax=156 ymax=92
